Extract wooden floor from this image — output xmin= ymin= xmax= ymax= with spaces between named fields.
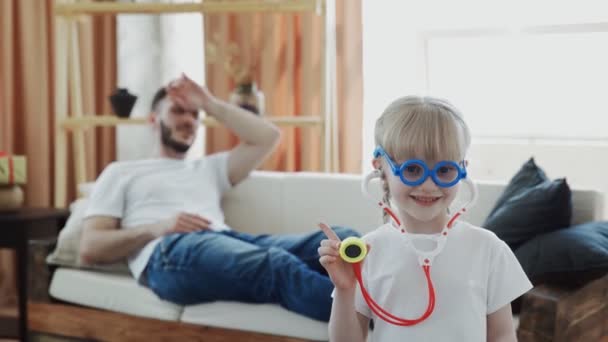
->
xmin=1 ymin=303 xmax=97 ymax=342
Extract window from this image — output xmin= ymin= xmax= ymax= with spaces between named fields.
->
xmin=425 ymin=28 xmax=608 ymax=140
xmin=363 ymin=2 xmax=608 ymax=153
xmin=363 ymin=2 xmax=608 ymax=218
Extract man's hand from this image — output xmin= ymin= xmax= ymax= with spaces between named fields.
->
xmin=150 ymin=212 xmax=212 ymax=238
xmin=166 ymin=73 xmax=215 ymax=113
xmin=166 ymin=73 xmax=281 ymax=187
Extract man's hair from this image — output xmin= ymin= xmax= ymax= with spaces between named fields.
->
xmin=151 ymin=87 xmax=167 ymax=111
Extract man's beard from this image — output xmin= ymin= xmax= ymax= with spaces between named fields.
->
xmin=160 ymin=121 xmax=192 ymax=153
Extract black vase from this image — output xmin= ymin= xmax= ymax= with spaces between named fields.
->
xmin=109 ymin=88 xmax=137 ymax=118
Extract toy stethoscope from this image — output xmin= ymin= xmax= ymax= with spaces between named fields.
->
xmin=339 ymin=149 xmax=478 ymax=326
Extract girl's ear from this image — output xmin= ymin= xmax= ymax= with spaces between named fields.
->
xmin=372 ymin=158 xmax=382 ymax=170
xmin=149 ymin=112 xmax=161 ymax=131
xmin=149 ymin=112 xmax=157 ymax=124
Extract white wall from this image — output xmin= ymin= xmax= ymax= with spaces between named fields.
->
xmin=117 ymin=12 xmax=161 ymax=161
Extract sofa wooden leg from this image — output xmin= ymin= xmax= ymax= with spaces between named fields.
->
xmin=29 ymin=302 xmax=319 ymax=342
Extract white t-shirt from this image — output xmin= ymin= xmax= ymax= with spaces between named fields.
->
xmin=84 ymin=153 xmax=232 ymax=281
xmin=354 ymin=221 xmax=533 ymax=342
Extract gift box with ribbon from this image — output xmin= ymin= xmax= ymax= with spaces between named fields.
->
xmin=0 ymin=152 xmax=27 ymax=185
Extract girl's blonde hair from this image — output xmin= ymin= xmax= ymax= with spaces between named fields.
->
xmin=374 ymin=96 xmax=472 ymax=222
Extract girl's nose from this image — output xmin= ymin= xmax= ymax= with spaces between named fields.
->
xmin=418 ymin=176 xmax=439 ymax=191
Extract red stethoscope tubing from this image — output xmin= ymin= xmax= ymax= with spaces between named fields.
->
xmin=353 ymin=262 xmax=436 ymax=326
xmin=355 ymin=172 xmax=477 ymax=326
xmin=352 ymin=170 xmax=477 ymax=326
xmin=353 ymin=204 xmax=437 ymax=326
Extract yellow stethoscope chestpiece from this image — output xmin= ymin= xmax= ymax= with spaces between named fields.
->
xmin=339 ymin=237 xmax=368 ymax=263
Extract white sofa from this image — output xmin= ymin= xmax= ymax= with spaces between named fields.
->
xmin=48 ymin=171 xmax=605 ymax=341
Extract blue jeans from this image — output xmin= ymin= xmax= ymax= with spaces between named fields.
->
xmin=144 ymin=227 xmax=359 ymax=322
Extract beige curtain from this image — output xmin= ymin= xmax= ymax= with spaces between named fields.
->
xmin=335 ymin=0 xmax=363 ymax=173
xmin=0 ymin=0 xmax=116 ymax=309
xmin=204 ymin=0 xmax=363 ymax=173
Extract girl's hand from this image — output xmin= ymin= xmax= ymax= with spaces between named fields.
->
xmin=318 ymin=222 xmax=359 ymax=290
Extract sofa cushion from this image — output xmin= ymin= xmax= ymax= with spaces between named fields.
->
xmin=281 ymin=173 xmax=383 ymax=235
xmin=49 ymin=267 xmax=329 ymax=340
xmin=46 ymin=197 xmax=130 ymax=274
xmin=514 ymin=221 xmax=608 ymax=288
xmin=487 ymin=158 xmax=547 ymax=218
xmin=49 ymin=268 xmax=182 ymax=321
xmin=224 ymin=171 xmax=384 ymax=236
xmin=182 ymin=302 xmax=328 ymax=341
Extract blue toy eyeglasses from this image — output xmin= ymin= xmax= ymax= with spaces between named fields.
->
xmin=374 ymin=146 xmax=467 ymax=188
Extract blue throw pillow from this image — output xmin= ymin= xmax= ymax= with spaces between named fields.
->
xmin=514 ymin=221 xmax=608 ymax=287
xmin=483 ymin=158 xmax=572 ymax=249
xmin=487 ymin=158 xmax=547 ymax=218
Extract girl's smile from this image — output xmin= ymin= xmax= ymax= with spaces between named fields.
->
xmin=410 ymin=194 xmax=443 ymax=207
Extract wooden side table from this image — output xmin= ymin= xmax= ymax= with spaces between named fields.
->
xmin=517 ymin=274 xmax=608 ymax=342
xmin=0 ymin=208 xmax=70 ymax=341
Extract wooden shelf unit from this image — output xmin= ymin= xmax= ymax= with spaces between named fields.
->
xmin=53 ymin=0 xmax=338 ymax=208
xmin=59 ymin=115 xmax=324 ymax=129
xmin=54 ymin=0 xmax=322 ymax=15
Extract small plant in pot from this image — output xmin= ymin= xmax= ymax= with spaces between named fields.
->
xmin=228 ymin=75 xmax=265 ymax=115
xmin=206 ymin=36 xmax=265 ymax=115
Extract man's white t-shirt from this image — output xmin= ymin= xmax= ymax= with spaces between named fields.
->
xmin=84 ymin=153 xmax=232 ymax=281
xmin=354 ymin=221 xmax=533 ymax=342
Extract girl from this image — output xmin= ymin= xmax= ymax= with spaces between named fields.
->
xmin=318 ymin=96 xmax=532 ymax=341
